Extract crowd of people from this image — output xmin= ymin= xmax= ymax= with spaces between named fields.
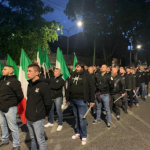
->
xmin=0 ymin=62 xmax=149 ymax=150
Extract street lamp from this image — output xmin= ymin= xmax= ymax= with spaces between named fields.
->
xmin=137 ymin=45 xmax=142 ymax=49
xmin=63 ymin=21 xmax=83 ymax=55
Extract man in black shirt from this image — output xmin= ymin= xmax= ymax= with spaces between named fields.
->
xmin=66 ymin=61 xmax=95 ymax=145
xmin=131 ymin=68 xmax=140 ymax=107
xmin=26 ymin=64 xmax=52 ymax=150
xmin=93 ymin=64 xmax=111 ymax=128
xmin=44 ymin=68 xmax=65 ymax=132
xmin=0 ymin=66 xmax=24 ymax=150
xmin=110 ymin=67 xmax=125 ymax=121
xmin=139 ymin=66 xmax=149 ymax=101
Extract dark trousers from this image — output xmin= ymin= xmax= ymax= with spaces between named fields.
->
xmin=122 ymin=92 xmax=128 ymax=110
xmin=111 ymin=94 xmax=122 ymax=116
xmin=127 ymin=90 xmax=133 ymax=106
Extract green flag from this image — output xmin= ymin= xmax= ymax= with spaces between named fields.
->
xmin=73 ymin=53 xmax=78 ymax=71
xmin=44 ymin=49 xmax=52 ymax=70
xmin=7 ymin=54 xmax=19 ymax=79
xmin=0 ymin=62 xmax=4 ymax=78
xmin=56 ymin=47 xmax=70 ymax=80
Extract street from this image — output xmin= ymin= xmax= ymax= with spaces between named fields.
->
xmin=0 ymin=97 xmax=150 ymax=150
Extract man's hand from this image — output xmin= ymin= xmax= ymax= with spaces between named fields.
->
xmin=90 ymin=103 xmax=95 ymax=107
xmin=46 ymin=69 xmax=49 ymax=73
xmin=133 ymin=90 xmax=135 ymax=93
xmin=121 ymin=94 xmax=125 ymax=97
xmin=45 ymin=116 xmax=48 ymax=120
xmin=145 ymin=85 xmax=147 ymax=87
xmin=137 ymin=87 xmax=139 ymax=90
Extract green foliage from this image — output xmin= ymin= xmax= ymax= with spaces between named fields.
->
xmin=0 ymin=0 xmax=63 ymax=64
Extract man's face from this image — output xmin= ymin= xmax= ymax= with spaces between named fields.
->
xmin=27 ymin=67 xmax=39 ymax=80
xmin=70 ymin=65 xmax=73 ymax=70
xmin=2 ymin=67 xmax=12 ymax=76
xmin=54 ymin=68 xmax=61 ymax=77
xmin=100 ymin=65 xmax=107 ymax=72
xmin=88 ymin=67 xmax=94 ymax=74
xmin=84 ymin=66 xmax=87 ymax=70
xmin=120 ymin=68 xmax=124 ymax=74
xmin=75 ymin=65 xmax=82 ymax=73
xmin=140 ymin=67 xmax=143 ymax=71
xmin=93 ymin=66 xmax=96 ymax=71
xmin=126 ymin=68 xmax=130 ymax=73
xmin=111 ymin=68 xmax=117 ymax=74
xmin=106 ymin=67 xmax=110 ymax=73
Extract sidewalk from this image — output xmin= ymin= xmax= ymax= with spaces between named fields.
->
xmin=0 ymin=97 xmax=150 ymax=150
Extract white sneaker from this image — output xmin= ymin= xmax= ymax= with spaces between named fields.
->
xmin=44 ymin=123 xmax=53 ymax=128
xmin=72 ymin=134 xmax=80 ymax=139
xmin=57 ymin=125 xmax=62 ymax=131
xmin=136 ymin=103 xmax=139 ymax=107
xmin=82 ymin=138 xmax=87 ymax=145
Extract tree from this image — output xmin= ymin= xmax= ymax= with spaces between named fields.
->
xmin=0 ymin=0 xmax=62 ymax=64
xmin=64 ymin=0 xmax=150 ymax=65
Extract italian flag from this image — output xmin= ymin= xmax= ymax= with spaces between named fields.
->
xmin=56 ymin=47 xmax=70 ymax=80
xmin=37 ymin=44 xmax=46 ymax=77
xmin=7 ymin=54 xmax=19 ymax=79
xmin=73 ymin=53 xmax=78 ymax=71
xmin=44 ymin=49 xmax=52 ymax=70
xmin=17 ymin=49 xmax=32 ymax=124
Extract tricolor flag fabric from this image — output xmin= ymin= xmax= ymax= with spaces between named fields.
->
xmin=44 ymin=49 xmax=52 ymax=70
xmin=7 ymin=54 xmax=19 ymax=79
xmin=0 ymin=61 xmax=4 ymax=78
xmin=17 ymin=49 xmax=32 ymax=124
xmin=73 ymin=53 xmax=78 ymax=71
xmin=56 ymin=47 xmax=70 ymax=80
xmin=37 ymin=44 xmax=46 ymax=77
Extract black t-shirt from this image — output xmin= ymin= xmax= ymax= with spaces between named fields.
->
xmin=69 ymin=71 xmax=85 ymax=100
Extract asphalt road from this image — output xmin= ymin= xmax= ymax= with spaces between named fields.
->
xmin=0 ymin=97 xmax=150 ymax=150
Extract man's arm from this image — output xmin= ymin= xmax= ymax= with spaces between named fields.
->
xmin=11 ymin=80 xmax=24 ymax=103
xmin=41 ymin=83 xmax=53 ymax=116
xmin=50 ymin=78 xmax=65 ymax=90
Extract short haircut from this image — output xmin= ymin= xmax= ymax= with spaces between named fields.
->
xmin=75 ymin=61 xmax=84 ymax=69
xmin=101 ymin=64 xmax=108 ymax=68
xmin=28 ymin=64 xmax=41 ymax=72
xmin=5 ymin=65 xmax=14 ymax=73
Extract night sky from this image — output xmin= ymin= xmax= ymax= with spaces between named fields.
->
xmin=42 ymin=0 xmax=83 ymax=37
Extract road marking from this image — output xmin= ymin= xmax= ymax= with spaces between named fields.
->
xmin=54 ymin=144 xmax=61 ymax=150
xmin=128 ymin=110 xmax=150 ymax=129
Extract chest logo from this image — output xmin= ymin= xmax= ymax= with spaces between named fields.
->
xmin=72 ymin=76 xmax=82 ymax=85
xmin=35 ymin=88 xmax=39 ymax=93
xmin=6 ymin=82 xmax=10 ymax=85
xmin=56 ymin=80 xmax=59 ymax=83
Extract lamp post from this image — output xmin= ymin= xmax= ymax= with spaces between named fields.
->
xmin=63 ymin=21 xmax=83 ymax=55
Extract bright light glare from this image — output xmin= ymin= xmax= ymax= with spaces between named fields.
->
xmin=57 ymin=28 xmax=60 ymax=31
xmin=77 ymin=21 xmax=82 ymax=27
xmin=137 ymin=45 xmax=141 ymax=49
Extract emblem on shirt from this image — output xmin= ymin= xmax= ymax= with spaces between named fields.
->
xmin=35 ymin=88 xmax=39 ymax=93
xmin=56 ymin=80 xmax=59 ymax=83
xmin=72 ymin=76 xmax=82 ymax=85
xmin=6 ymin=82 xmax=10 ymax=85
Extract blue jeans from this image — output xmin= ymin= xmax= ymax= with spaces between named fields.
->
xmin=48 ymin=97 xmax=63 ymax=125
xmin=0 ymin=106 xmax=20 ymax=147
xmin=27 ymin=119 xmax=46 ymax=150
xmin=134 ymin=87 xmax=139 ymax=104
xmin=140 ymin=83 xmax=146 ymax=98
xmin=70 ymin=99 xmax=88 ymax=138
xmin=96 ymin=94 xmax=111 ymax=123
